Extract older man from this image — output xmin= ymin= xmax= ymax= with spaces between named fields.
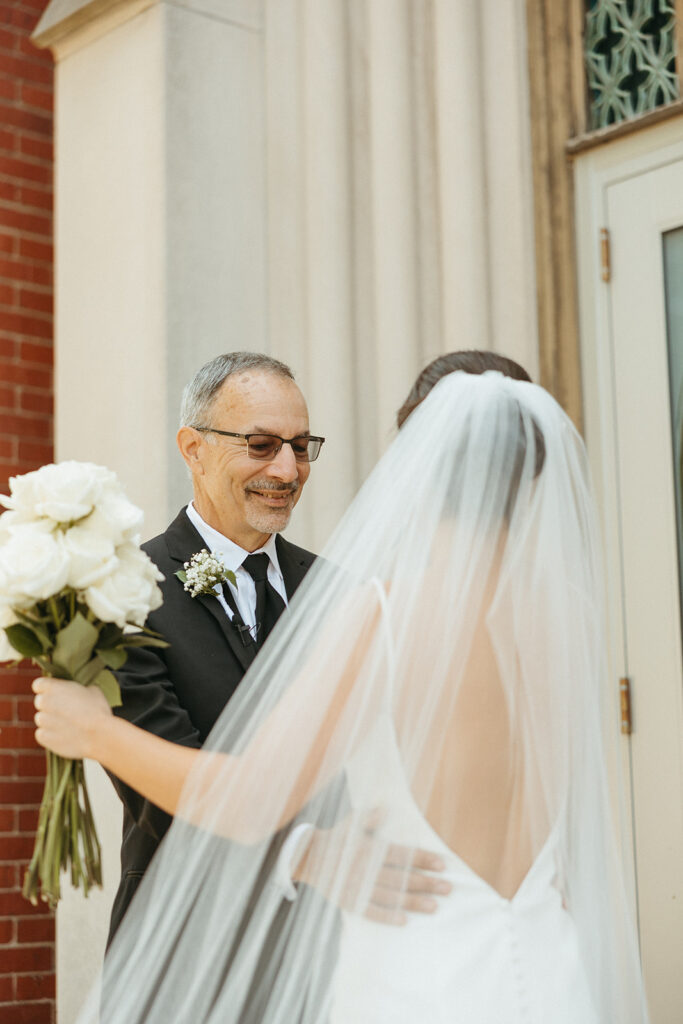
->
xmin=108 ymin=351 xmax=320 ymax=937
xmin=108 ymin=351 xmax=446 ymax=943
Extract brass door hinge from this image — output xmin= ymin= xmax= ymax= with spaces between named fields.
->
xmin=600 ymin=227 xmax=611 ymax=282
xmin=620 ymin=676 xmax=632 ymax=734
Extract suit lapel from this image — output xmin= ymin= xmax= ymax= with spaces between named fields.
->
xmin=275 ymin=535 xmax=314 ymax=600
xmin=194 ymin=592 xmax=257 ymax=672
xmin=164 ymin=508 xmax=256 ymax=673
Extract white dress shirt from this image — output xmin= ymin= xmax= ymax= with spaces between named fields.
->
xmin=186 ymin=502 xmax=287 ymax=636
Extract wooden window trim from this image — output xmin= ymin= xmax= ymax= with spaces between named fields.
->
xmin=526 ymin=0 xmax=586 ymax=429
xmin=567 ymin=97 xmax=683 ymax=157
xmin=526 ymin=0 xmax=682 ymax=430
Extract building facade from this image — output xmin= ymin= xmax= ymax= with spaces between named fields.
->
xmin=1 ymin=0 xmax=682 ymax=1021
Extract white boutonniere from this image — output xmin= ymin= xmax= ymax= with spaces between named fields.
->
xmin=175 ymin=549 xmax=236 ymax=597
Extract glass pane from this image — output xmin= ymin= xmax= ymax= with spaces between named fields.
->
xmin=585 ymin=0 xmax=679 ymax=129
xmin=664 ymin=227 xmax=683 ymax=624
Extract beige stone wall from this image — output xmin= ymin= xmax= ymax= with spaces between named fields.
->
xmin=35 ymin=0 xmax=539 ymax=1017
xmin=265 ymin=0 xmax=539 ymax=549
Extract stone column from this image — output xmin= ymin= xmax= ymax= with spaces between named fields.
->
xmin=264 ymin=0 xmax=538 ymax=549
xmin=34 ymin=0 xmax=267 ymax=530
xmin=33 ymin=2 xmax=267 ymax=1019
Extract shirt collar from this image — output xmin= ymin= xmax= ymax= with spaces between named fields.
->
xmin=185 ymin=502 xmax=283 ymax=578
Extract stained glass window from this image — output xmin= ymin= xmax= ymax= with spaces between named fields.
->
xmin=585 ymin=0 xmax=679 ymax=129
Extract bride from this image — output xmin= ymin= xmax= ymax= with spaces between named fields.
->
xmin=32 ymin=369 xmax=649 ymax=1023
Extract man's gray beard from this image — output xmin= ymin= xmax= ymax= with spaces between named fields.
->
xmin=245 ymin=505 xmax=293 ymax=534
xmin=244 ymin=480 xmax=298 ymax=535
xmin=245 ymin=479 xmax=299 ymax=536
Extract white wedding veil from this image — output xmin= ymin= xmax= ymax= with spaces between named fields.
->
xmin=80 ymin=371 xmax=648 ymax=1023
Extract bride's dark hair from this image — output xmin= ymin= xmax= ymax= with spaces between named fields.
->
xmin=397 ymin=350 xmax=532 ymax=428
xmin=399 ymin=351 xmax=544 ymax=518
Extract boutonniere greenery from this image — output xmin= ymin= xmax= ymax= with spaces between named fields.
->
xmin=175 ymin=549 xmax=236 ymax=597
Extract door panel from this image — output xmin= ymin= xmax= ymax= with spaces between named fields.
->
xmin=606 ymin=160 xmax=683 ymax=1022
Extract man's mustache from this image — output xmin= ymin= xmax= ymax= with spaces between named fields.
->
xmin=245 ymin=480 xmax=299 ymax=495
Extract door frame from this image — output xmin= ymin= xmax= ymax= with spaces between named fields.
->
xmin=575 ymin=114 xmax=683 ymax=735
xmin=575 ymin=114 xmax=683 ymax=518
xmin=573 ymin=113 xmax=683 ymax=998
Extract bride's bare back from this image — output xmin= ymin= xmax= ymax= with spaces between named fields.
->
xmin=394 ymin=593 xmax=547 ymax=900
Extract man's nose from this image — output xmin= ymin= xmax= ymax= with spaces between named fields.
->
xmin=265 ymin=441 xmax=298 ymax=479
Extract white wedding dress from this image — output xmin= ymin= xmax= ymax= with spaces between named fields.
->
xmin=329 ymin=713 xmax=599 ymax=1024
xmin=330 ymin=583 xmax=599 ymax=1023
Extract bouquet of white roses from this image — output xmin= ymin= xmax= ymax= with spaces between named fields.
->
xmin=0 ymin=461 xmax=167 ymax=907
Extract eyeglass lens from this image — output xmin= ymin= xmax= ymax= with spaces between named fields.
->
xmin=247 ymin=435 xmax=322 ymax=462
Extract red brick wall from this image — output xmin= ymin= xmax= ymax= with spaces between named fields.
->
xmin=0 ymin=1 xmax=55 ymax=1022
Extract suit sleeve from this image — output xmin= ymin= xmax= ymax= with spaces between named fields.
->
xmin=109 ymin=618 xmax=202 ymax=841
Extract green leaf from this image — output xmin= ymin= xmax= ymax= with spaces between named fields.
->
xmin=175 ymin=570 xmax=187 ymax=584
xmin=4 ymin=624 xmax=44 ymax=660
xmin=96 ymin=646 xmax=127 ymax=670
xmin=42 ymin=660 xmax=72 ymax=680
xmin=97 ymin=623 xmax=124 ymax=649
xmin=140 ymin=625 xmax=166 ymax=639
xmin=122 ymin=635 xmax=169 ymax=649
xmin=14 ymin=611 xmax=52 ymax=652
xmin=90 ymin=669 xmax=122 ymax=708
xmin=52 ymin=613 xmax=99 ymax=677
xmin=73 ymin=656 xmax=104 ymax=687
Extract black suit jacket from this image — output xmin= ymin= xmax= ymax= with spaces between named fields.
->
xmin=108 ymin=506 xmax=316 ymax=941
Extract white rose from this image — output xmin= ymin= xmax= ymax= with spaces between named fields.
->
xmin=84 ymin=494 xmax=144 ymax=547
xmin=0 ymin=523 xmax=70 ymax=604
xmin=0 ymin=503 xmax=37 ymax=531
xmin=0 ymin=509 xmax=20 ymax=544
xmin=62 ymin=524 xmax=120 ymax=589
xmin=0 ymin=603 xmax=19 ymax=662
xmin=116 ymin=542 xmax=164 ymax=584
xmin=2 ymin=462 xmax=117 ymax=524
xmin=83 ymin=545 xmax=163 ymax=627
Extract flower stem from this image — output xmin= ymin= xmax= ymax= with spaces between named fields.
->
xmin=22 ymin=750 xmax=103 ymax=909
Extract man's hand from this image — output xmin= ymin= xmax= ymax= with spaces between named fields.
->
xmin=292 ymin=810 xmax=452 ymax=926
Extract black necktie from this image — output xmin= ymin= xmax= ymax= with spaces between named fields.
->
xmin=241 ymin=553 xmax=287 ymax=647
xmin=220 ymin=582 xmax=255 ymax=650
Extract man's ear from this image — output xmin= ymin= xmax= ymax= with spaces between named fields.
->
xmin=177 ymin=426 xmax=205 ymax=475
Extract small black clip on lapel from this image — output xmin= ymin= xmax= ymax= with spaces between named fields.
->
xmin=233 ymin=620 xmax=257 ymax=647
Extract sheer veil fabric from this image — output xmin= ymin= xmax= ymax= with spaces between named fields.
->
xmin=83 ymin=372 xmax=648 ymax=1023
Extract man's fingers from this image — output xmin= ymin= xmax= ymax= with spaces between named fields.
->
xmin=368 ymin=883 xmax=439 ymax=914
xmin=363 ymin=903 xmax=407 ymax=927
xmin=383 ymin=842 xmax=446 ymax=873
xmin=375 ymin=864 xmax=452 ymax=895
xmin=400 ymin=892 xmax=439 ymax=914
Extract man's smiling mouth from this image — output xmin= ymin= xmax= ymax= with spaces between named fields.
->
xmin=246 ymin=488 xmax=295 ymax=506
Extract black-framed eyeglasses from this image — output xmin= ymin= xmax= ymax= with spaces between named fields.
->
xmin=193 ymin=427 xmax=325 ymax=463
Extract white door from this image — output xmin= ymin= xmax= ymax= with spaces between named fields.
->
xmin=577 ymin=129 xmax=683 ymax=1024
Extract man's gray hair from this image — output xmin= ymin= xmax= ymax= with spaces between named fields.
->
xmin=180 ymin=352 xmax=295 ymax=428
